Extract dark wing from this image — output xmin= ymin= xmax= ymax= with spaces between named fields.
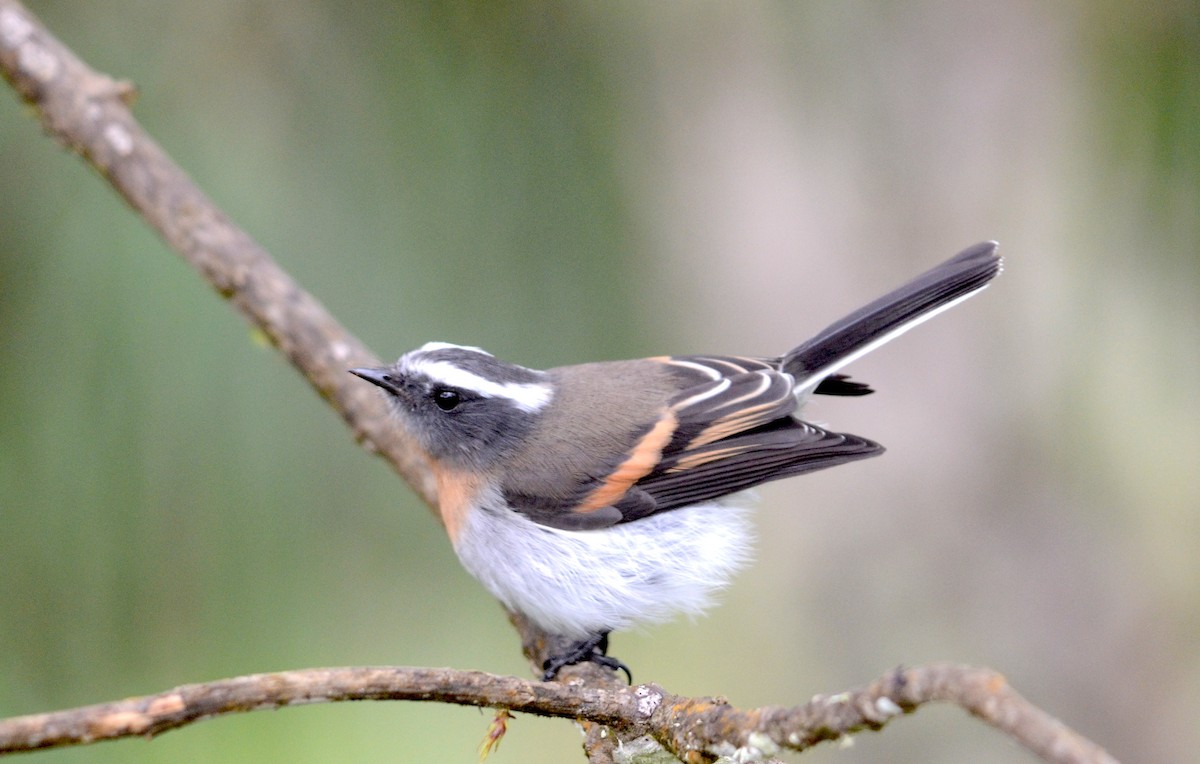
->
xmin=507 ymin=354 xmax=880 ymax=531
xmin=665 ymin=360 xmax=796 ymax=448
xmin=607 ymin=355 xmax=881 ymax=521
xmin=626 ymin=419 xmax=879 ymax=516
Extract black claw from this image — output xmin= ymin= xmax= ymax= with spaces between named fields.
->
xmin=541 ymin=631 xmax=632 ymax=683
xmin=589 ymin=654 xmax=633 ymax=684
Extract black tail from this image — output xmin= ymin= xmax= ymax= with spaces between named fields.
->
xmin=784 ymin=241 xmax=1001 ymax=393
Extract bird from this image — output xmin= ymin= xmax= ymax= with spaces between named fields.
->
xmin=350 ymin=241 xmax=1001 ymax=681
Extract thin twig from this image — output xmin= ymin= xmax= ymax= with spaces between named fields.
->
xmin=0 ymin=2 xmax=1120 ymax=762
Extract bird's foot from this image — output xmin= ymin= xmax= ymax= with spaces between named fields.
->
xmin=541 ymin=631 xmax=632 ymax=683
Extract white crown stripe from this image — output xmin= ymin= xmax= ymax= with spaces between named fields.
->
xmin=407 ymin=358 xmax=553 ymax=413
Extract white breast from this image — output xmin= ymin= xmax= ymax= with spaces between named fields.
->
xmin=452 ymin=490 xmax=755 ymax=639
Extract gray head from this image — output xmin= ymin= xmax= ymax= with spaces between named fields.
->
xmin=350 ymin=342 xmax=553 ymax=469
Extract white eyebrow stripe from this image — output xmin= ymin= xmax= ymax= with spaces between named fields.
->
xmin=406 ymin=358 xmax=553 ymax=412
xmin=418 ymin=341 xmax=491 ymax=355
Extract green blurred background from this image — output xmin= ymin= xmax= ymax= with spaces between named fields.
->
xmin=2 ymin=2 xmax=1197 ymax=762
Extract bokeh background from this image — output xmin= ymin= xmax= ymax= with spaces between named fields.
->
xmin=2 ymin=2 xmax=1197 ymax=762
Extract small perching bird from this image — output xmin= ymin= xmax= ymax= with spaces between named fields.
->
xmin=351 ymin=241 xmax=1001 ymax=680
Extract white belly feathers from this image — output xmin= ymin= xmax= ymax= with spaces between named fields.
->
xmin=452 ymin=486 xmax=755 ymax=639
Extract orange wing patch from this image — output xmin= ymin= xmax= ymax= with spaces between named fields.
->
xmin=576 ymin=410 xmax=678 ymax=512
xmin=668 ymin=444 xmax=749 ymax=472
xmin=687 ymin=399 xmax=782 ymax=447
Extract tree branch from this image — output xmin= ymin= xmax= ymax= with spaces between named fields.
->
xmin=0 ymin=2 xmax=1120 ymax=762
xmin=0 ymin=664 xmax=1117 ymax=764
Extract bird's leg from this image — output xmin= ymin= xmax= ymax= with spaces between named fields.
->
xmin=541 ymin=631 xmax=632 ymax=683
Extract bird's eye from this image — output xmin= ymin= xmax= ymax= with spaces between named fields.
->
xmin=433 ymin=388 xmax=463 ymax=411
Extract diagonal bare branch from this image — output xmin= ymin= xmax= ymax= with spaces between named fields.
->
xmin=0 ymin=0 xmax=437 ymax=509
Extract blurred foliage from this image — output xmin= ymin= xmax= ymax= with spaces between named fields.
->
xmin=1 ymin=2 xmax=1197 ymax=763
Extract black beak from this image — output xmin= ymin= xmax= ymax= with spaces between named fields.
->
xmin=349 ymin=367 xmax=401 ymax=395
